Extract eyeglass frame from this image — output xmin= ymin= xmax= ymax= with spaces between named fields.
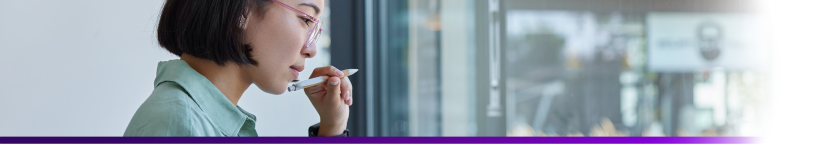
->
xmin=270 ymin=0 xmax=323 ymax=48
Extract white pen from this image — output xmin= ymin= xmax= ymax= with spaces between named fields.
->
xmin=288 ymin=69 xmax=358 ymax=92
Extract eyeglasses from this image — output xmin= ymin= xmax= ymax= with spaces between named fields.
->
xmin=271 ymin=0 xmax=323 ymax=48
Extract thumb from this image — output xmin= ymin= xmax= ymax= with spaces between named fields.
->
xmin=326 ymin=76 xmax=342 ymax=101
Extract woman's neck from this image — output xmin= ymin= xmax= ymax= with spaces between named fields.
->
xmin=181 ymin=54 xmax=252 ymax=106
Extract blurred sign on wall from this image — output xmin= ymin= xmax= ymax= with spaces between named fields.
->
xmin=647 ymin=13 xmax=769 ymax=72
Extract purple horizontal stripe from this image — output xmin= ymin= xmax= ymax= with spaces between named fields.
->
xmin=0 ymin=137 xmax=757 ymax=144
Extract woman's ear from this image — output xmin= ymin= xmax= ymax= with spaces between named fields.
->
xmin=239 ymin=8 xmax=250 ymax=30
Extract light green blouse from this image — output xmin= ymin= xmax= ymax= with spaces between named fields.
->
xmin=124 ymin=60 xmax=258 ymax=137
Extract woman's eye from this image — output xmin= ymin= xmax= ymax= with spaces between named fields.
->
xmin=300 ymin=17 xmax=314 ymax=25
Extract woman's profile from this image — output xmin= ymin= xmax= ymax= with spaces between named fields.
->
xmin=124 ymin=0 xmax=352 ymax=137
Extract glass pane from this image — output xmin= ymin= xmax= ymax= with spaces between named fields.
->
xmin=372 ymin=0 xmax=767 ymax=137
xmin=407 ymin=0 xmax=443 ymax=136
xmin=504 ymin=9 xmax=767 ymax=137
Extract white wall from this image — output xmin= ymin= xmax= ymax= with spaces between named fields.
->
xmin=0 ymin=0 xmax=323 ymax=136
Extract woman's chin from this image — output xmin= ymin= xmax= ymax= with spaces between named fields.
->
xmin=255 ymin=83 xmax=287 ymax=95
xmin=266 ymin=87 xmax=287 ymax=95
xmin=263 ymin=89 xmax=286 ymax=95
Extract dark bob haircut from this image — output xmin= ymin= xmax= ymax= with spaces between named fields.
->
xmin=157 ymin=0 xmax=270 ymax=66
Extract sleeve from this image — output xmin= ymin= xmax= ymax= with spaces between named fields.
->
xmin=308 ymin=122 xmax=349 ymax=137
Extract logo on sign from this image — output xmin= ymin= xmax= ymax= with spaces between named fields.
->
xmin=648 ymin=13 xmax=766 ymax=71
xmin=697 ymin=21 xmax=723 ymax=61
xmin=658 ymin=21 xmax=745 ymax=63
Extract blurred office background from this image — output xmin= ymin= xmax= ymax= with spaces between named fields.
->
xmin=0 ymin=0 xmax=803 ymax=137
xmin=332 ymin=0 xmax=770 ymax=137
xmin=0 ymin=0 xmax=333 ymax=136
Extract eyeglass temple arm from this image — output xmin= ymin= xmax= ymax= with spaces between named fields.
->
xmin=270 ymin=0 xmax=319 ymax=21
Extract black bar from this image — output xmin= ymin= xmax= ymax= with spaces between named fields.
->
xmin=330 ymin=0 xmax=368 ymax=136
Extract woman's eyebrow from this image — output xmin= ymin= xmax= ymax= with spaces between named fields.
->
xmin=298 ymin=3 xmax=320 ymax=17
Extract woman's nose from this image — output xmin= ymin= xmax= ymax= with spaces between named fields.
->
xmin=301 ymin=42 xmax=317 ymax=58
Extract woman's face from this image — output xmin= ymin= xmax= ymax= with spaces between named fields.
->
xmin=242 ymin=0 xmax=325 ymax=95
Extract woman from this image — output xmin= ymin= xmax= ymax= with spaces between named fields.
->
xmin=124 ymin=0 xmax=352 ymax=136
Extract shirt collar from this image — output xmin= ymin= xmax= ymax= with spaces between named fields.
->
xmin=153 ymin=60 xmax=248 ymax=136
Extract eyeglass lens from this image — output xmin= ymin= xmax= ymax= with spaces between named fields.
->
xmin=306 ymin=21 xmax=322 ymax=47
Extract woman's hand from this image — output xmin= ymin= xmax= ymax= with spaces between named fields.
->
xmin=304 ymin=66 xmax=353 ymax=136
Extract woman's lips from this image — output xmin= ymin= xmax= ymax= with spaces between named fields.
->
xmin=290 ymin=68 xmax=300 ymax=79
xmin=290 ymin=65 xmax=304 ymax=79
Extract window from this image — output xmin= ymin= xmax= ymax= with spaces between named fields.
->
xmin=331 ymin=0 xmax=767 ymax=137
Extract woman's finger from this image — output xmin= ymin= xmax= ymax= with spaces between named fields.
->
xmin=310 ymin=66 xmax=344 ymax=79
xmin=325 ymin=77 xmax=342 ymax=103
xmin=304 ymin=83 xmax=326 ymax=95
xmin=340 ymin=77 xmax=352 ymax=97
xmin=341 ymin=77 xmax=353 ymax=105
xmin=346 ymin=94 xmax=353 ymax=106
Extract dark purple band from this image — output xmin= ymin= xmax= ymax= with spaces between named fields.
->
xmin=0 ymin=137 xmax=757 ymax=144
